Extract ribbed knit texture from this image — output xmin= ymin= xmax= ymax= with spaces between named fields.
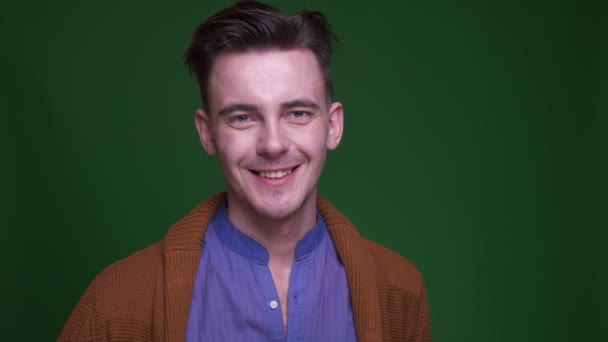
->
xmin=59 ymin=193 xmax=431 ymax=341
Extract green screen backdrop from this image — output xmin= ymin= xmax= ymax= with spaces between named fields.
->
xmin=1 ymin=0 xmax=606 ymax=340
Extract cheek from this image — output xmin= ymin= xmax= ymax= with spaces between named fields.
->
xmin=292 ymin=134 xmax=328 ymax=165
xmin=292 ymin=123 xmax=329 ymax=151
xmin=215 ymin=131 xmax=254 ymax=166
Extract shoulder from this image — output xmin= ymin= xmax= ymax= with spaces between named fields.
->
xmin=317 ymin=196 xmax=426 ymax=295
xmin=316 ymin=196 xmax=431 ymax=340
xmin=357 ymin=236 xmax=432 ymax=341
xmin=83 ymin=242 xmax=165 ymax=318
xmin=93 ymin=241 xmax=164 ymax=309
xmin=59 ymin=242 xmax=164 ymax=341
xmin=357 ymin=236 xmax=426 ymax=295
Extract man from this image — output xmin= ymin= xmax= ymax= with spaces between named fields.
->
xmin=60 ymin=1 xmax=431 ymax=341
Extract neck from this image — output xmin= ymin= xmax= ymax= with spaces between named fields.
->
xmin=226 ymin=195 xmax=317 ymax=264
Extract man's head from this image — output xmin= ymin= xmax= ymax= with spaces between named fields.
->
xmin=185 ymin=1 xmax=343 ymax=225
xmin=184 ymin=0 xmax=337 ymax=109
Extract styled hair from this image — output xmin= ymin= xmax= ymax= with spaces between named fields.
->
xmin=184 ymin=0 xmax=338 ymax=109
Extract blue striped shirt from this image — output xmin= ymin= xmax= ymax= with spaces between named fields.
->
xmin=185 ymin=203 xmax=356 ymax=341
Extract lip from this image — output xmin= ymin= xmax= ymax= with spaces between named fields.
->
xmin=250 ymin=165 xmax=300 ymax=187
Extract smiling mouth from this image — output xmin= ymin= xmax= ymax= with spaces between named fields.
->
xmin=254 ymin=167 xmax=296 ymax=179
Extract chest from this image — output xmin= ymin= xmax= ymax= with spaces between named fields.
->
xmin=186 ymin=233 xmax=357 ymax=341
xmin=269 ymin=263 xmax=291 ymax=328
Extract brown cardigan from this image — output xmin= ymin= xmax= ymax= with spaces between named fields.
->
xmin=59 ymin=193 xmax=431 ymax=341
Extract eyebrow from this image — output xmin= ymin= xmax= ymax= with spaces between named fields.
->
xmin=217 ymin=99 xmax=321 ymax=117
xmin=217 ymin=103 xmax=259 ymax=117
xmin=281 ymin=99 xmax=321 ymax=111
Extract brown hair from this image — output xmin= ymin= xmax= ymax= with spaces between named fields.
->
xmin=184 ymin=0 xmax=338 ymax=109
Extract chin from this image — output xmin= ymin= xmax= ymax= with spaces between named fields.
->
xmin=253 ymin=202 xmax=299 ymax=221
xmin=250 ymin=193 xmax=308 ymax=221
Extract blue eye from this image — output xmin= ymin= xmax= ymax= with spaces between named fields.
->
xmin=235 ymin=115 xmax=249 ymax=122
xmin=291 ymin=111 xmax=307 ymax=118
xmin=226 ymin=114 xmax=256 ymax=128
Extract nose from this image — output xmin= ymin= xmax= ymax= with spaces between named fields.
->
xmin=256 ymin=120 xmax=289 ymax=158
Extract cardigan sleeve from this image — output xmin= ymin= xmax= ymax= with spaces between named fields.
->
xmin=412 ymin=284 xmax=432 ymax=342
xmin=58 ymin=278 xmax=99 ymax=342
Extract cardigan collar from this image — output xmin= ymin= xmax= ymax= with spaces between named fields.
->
xmin=161 ymin=193 xmax=383 ymax=341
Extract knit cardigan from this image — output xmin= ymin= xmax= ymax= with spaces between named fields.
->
xmin=59 ymin=193 xmax=431 ymax=341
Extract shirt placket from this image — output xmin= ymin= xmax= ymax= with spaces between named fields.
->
xmin=286 ymin=256 xmax=311 ymax=342
xmin=251 ymin=261 xmax=286 ymax=341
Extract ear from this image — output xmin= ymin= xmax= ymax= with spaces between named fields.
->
xmin=194 ymin=109 xmax=216 ymax=155
xmin=326 ymin=102 xmax=344 ymax=150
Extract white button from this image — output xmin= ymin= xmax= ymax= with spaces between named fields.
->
xmin=269 ymin=300 xmax=278 ymax=310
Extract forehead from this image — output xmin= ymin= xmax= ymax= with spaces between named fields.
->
xmin=207 ymin=48 xmax=326 ymax=112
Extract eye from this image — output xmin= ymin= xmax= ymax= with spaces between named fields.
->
xmin=226 ymin=113 xmax=256 ymax=128
xmin=232 ymin=114 xmax=250 ymax=122
xmin=286 ymin=110 xmax=314 ymax=125
xmin=291 ymin=111 xmax=307 ymax=118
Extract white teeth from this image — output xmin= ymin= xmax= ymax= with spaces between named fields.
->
xmin=259 ymin=169 xmax=292 ymax=179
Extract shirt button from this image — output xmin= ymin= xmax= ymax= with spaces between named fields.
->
xmin=269 ymin=300 xmax=278 ymax=310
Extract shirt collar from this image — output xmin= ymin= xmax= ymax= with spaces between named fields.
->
xmin=212 ymin=202 xmax=327 ymax=265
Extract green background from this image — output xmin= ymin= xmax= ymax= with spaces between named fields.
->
xmin=2 ymin=0 xmax=606 ymax=340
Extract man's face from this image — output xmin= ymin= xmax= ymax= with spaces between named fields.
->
xmin=195 ymin=48 xmax=343 ymax=222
